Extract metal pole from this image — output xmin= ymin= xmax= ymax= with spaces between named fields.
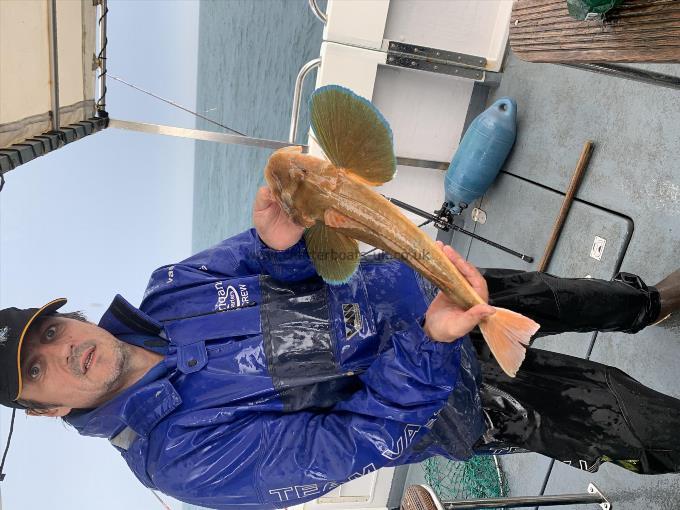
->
xmin=97 ymin=0 xmax=108 ymax=114
xmin=396 ymin=156 xmax=448 ymax=171
xmin=561 ymin=63 xmax=680 ymax=91
xmin=47 ymin=0 xmax=60 ymax=131
xmin=307 ymin=0 xmax=328 ymax=24
xmin=289 ymin=58 xmax=321 ymax=143
xmin=109 ymin=118 xmax=450 ymax=171
xmin=109 ymin=119 xmax=302 ymax=151
xmin=441 ymin=493 xmax=605 ymax=509
xmin=402 ymin=484 xmax=610 ymax=510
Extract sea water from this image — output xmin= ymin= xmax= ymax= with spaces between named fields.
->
xmin=192 ymin=0 xmax=325 ymax=253
xmin=187 ymin=2 xmax=323 ymax=505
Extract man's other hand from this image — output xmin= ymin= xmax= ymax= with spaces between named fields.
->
xmin=423 ymin=242 xmax=495 ymax=342
xmin=253 ymin=186 xmax=305 ymax=250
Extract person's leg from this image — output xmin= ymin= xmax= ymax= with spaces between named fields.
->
xmin=654 ymin=268 xmax=680 ymax=322
xmin=473 ymin=343 xmax=680 ymax=474
xmin=415 ymin=263 xmax=680 ymax=472
xmin=482 ymin=269 xmax=664 ymax=336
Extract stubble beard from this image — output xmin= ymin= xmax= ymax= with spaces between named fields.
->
xmin=102 ymin=340 xmax=130 ymax=395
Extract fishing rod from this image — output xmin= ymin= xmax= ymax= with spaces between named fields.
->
xmin=384 ymin=196 xmax=534 ymax=263
xmin=109 ymin=77 xmax=532 ymax=262
xmin=108 ymin=74 xmax=246 ymax=136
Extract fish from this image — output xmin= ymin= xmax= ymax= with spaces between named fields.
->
xmin=264 ymin=85 xmax=539 ymax=377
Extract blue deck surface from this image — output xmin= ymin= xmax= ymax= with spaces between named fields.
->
xmin=443 ymin=54 xmax=680 ymax=509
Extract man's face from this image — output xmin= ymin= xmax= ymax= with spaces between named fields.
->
xmin=19 ymin=316 xmax=131 ymax=413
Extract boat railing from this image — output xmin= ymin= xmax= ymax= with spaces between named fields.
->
xmin=289 ymin=58 xmax=321 ymax=144
xmin=401 ymin=483 xmax=611 ymax=510
xmin=307 ymin=0 xmax=327 ymax=24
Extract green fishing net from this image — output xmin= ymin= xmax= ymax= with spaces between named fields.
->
xmin=423 ymin=455 xmax=507 ymax=502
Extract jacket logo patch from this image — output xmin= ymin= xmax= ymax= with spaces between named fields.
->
xmin=342 ymin=303 xmax=362 ymax=340
xmin=215 ymin=281 xmax=250 ymax=311
xmin=0 ymin=326 xmax=8 ymax=347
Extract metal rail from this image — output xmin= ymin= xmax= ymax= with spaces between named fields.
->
xmin=403 ymin=483 xmax=610 ymax=510
xmin=110 ymin=119 xmax=450 ymax=171
xmin=97 ymin=0 xmax=108 ymax=114
xmin=307 ymin=0 xmax=327 ymax=24
xmin=288 ymin=59 xmax=451 ymax=168
xmin=109 ymin=119 xmax=302 ymax=151
xmin=440 ymin=491 xmax=607 ymax=509
xmin=289 ymin=58 xmax=321 ymax=143
xmin=47 ymin=0 xmax=60 ymax=130
xmin=396 ymin=156 xmax=448 ymax=171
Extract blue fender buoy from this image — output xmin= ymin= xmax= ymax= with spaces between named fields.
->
xmin=444 ymin=97 xmax=517 ymax=214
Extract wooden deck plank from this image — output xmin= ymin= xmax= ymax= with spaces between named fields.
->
xmin=511 ymin=21 xmax=680 ymax=40
xmin=510 ymin=0 xmax=680 ymax=62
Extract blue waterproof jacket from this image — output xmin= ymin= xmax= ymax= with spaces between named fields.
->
xmin=66 ymin=229 xmax=485 ymax=509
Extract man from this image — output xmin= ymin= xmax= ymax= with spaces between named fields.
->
xmin=1 ymin=186 xmax=679 ymax=509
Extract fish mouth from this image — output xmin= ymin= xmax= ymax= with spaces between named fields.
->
xmin=81 ymin=346 xmax=96 ymax=375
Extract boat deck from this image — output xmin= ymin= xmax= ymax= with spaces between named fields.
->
xmin=423 ymin=54 xmax=680 ymax=509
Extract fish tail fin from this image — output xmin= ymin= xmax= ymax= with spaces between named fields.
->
xmin=478 ymin=308 xmax=540 ymax=377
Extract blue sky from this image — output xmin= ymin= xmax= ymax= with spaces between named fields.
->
xmin=0 ymin=1 xmax=198 ymax=508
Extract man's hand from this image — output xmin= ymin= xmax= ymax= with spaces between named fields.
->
xmin=423 ymin=241 xmax=495 ymax=342
xmin=253 ymin=186 xmax=305 ymax=250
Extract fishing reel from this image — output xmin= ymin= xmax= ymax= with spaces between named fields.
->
xmin=385 ymin=195 xmax=532 ymax=263
xmin=433 ymin=201 xmax=467 ymax=232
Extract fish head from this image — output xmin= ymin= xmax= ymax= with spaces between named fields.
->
xmin=264 ymin=146 xmax=338 ymax=227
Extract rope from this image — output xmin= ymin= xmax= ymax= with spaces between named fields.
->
xmin=0 ymin=409 xmax=17 ymax=481
xmin=149 ymin=489 xmax=172 ymax=510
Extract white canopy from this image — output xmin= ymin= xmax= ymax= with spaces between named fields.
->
xmin=0 ymin=0 xmax=97 ymax=150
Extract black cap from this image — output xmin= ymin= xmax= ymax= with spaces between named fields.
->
xmin=0 ymin=298 xmax=67 ymax=408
